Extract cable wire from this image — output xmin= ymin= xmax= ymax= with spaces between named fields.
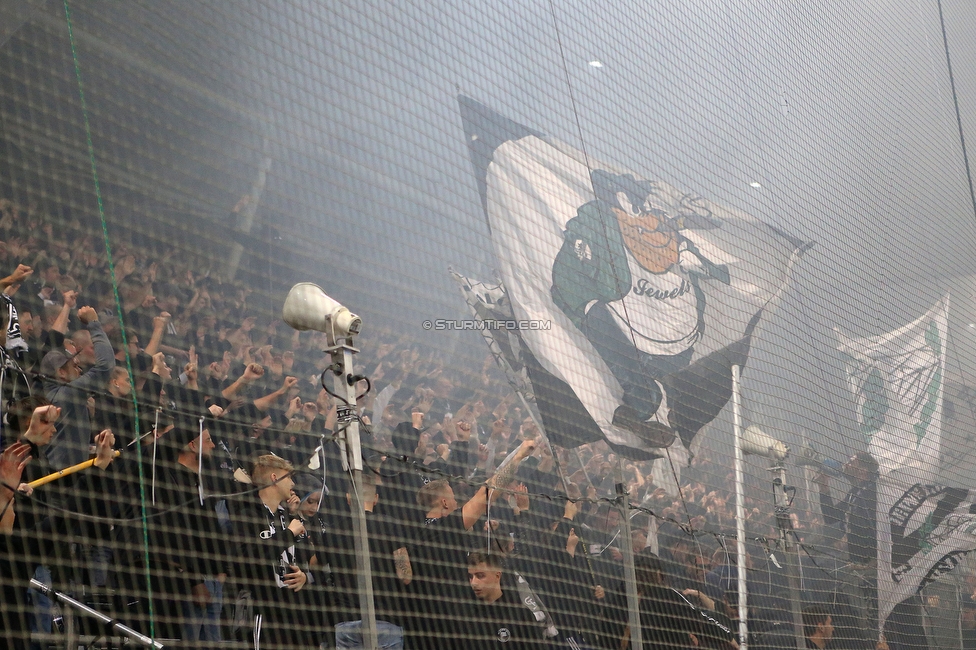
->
xmin=937 ymin=0 xmax=976 ymax=227
xmin=62 ymin=0 xmax=156 ymax=636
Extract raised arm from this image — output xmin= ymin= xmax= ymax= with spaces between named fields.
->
xmin=0 ymin=442 xmax=31 ymax=534
xmin=144 ymin=311 xmax=171 ymax=356
xmin=253 ymin=376 xmax=298 ymax=412
xmin=183 ymin=347 xmax=200 ymax=390
xmin=50 ymin=290 xmax=78 ymax=335
xmin=0 ymin=263 xmax=32 ymax=290
xmin=815 ymin=471 xmax=845 ymax=528
xmin=71 ymin=307 xmax=116 ymax=392
xmin=438 ymin=418 xmax=472 ymax=479
xmin=221 ymin=362 xmax=264 ymax=400
xmin=461 ymin=439 xmax=536 ymax=530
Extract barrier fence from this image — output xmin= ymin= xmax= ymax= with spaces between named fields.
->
xmin=3 ymin=1 xmax=976 ymax=649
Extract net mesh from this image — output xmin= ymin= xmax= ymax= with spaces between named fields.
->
xmin=2 ymin=1 xmax=976 ymax=649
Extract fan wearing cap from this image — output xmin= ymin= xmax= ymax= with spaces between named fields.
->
xmin=38 ymin=305 xmax=115 ymax=470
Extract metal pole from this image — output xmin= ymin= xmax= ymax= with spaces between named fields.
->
xmin=615 ymin=459 xmax=643 ymax=649
xmin=772 ymin=466 xmax=807 ymax=650
xmin=575 ymin=447 xmax=597 ymax=491
xmin=333 ymin=343 xmax=379 ymax=650
xmin=513 ymin=392 xmax=603 ymax=595
xmin=29 ymin=579 xmax=163 ymax=649
xmin=732 ymin=365 xmax=749 ymax=649
xmin=958 ymin=582 xmax=964 ymax=650
xmin=65 ymin=601 xmax=77 ymax=650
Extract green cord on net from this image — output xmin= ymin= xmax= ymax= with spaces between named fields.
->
xmin=63 ymin=0 xmax=156 ymax=639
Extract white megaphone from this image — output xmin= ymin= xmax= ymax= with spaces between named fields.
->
xmin=282 ymin=283 xmax=362 ymax=338
xmin=742 ymin=425 xmax=789 ymax=461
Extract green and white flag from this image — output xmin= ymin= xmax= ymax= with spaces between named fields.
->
xmin=459 ymin=96 xmax=809 ymax=459
xmin=835 ymin=294 xmax=948 ymax=478
xmin=836 ymin=295 xmax=957 ymax=627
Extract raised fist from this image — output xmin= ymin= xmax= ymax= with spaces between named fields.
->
xmin=9 ymin=263 xmax=32 ymax=284
xmin=302 ymin=402 xmax=319 ymax=422
xmin=153 ymin=311 xmax=172 ymax=331
xmin=93 ymin=429 xmax=117 ymax=469
xmin=285 ymin=396 xmax=302 ymax=418
xmin=243 ymin=363 xmax=264 ymax=381
xmin=515 ymin=439 xmax=536 ymax=459
xmin=78 ymin=306 xmax=98 ymax=324
xmin=62 ymin=290 xmax=78 ymax=309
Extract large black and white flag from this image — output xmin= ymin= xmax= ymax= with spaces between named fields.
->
xmin=877 ymin=481 xmax=976 ymax=625
xmin=459 ymin=96 xmax=808 ymax=459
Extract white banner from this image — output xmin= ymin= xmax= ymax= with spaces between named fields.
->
xmin=835 ymin=295 xmax=948 ymax=479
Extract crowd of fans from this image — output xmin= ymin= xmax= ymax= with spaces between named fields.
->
xmin=0 ymin=196 xmax=966 ymax=649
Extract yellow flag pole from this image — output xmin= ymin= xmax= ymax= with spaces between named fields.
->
xmin=27 ymin=451 xmax=121 ymax=489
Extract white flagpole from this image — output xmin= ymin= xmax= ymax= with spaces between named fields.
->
xmin=732 ymin=365 xmax=749 ymax=649
xmin=615 ymin=458 xmax=643 ymax=650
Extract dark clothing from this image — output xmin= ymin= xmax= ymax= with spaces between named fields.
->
xmin=0 ymin=438 xmax=53 ymax=650
xmin=523 ymin=516 xmax=605 ymax=646
xmin=414 ymin=510 xmax=474 ymax=598
xmin=0 ymin=535 xmax=32 ymax=650
xmin=93 ymin=392 xmax=137 ymax=447
xmin=151 ymin=461 xmax=228 ymax=584
xmin=43 ymin=319 xmax=115 ymax=469
xmin=670 ymin=570 xmax=725 ymax=606
xmin=231 ymin=497 xmax=323 ymax=648
xmin=0 ymin=438 xmax=113 ymax=650
xmin=820 ymin=477 xmax=880 ymax=642
xmin=377 ymin=456 xmax=464 ymax=649
xmin=963 ymin=617 xmax=976 ymax=650
xmin=820 ymin=479 xmax=877 ymax=567
xmin=381 ymin=436 xmax=471 ymax=498
xmin=8 ymin=437 xmax=113 ymax=558
xmin=884 ymin=596 xmax=929 ymax=650
xmin=317 ymin=493 xmax=405 ymax=628
xmin=459 ymin=583 xmax=549 ymax=650
xmin=140 ymin=374 xmax=209 ymax=423
xmin=638 ymin=585 xmax=737 ymax=650
xmin=146 ymin=460 xmax=229 ymax=638
xmin=14 ymin=332 xmax=50 ymax=386
xmin=404 ymin=510 xmax=476 ymax=649
xmin=124 ymin=304 xmax=164 ymax=349
xmin=707 ymin=561 xmax=792 ymax=624
xmin=749 ymin=619 xmax=796 ymax=650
